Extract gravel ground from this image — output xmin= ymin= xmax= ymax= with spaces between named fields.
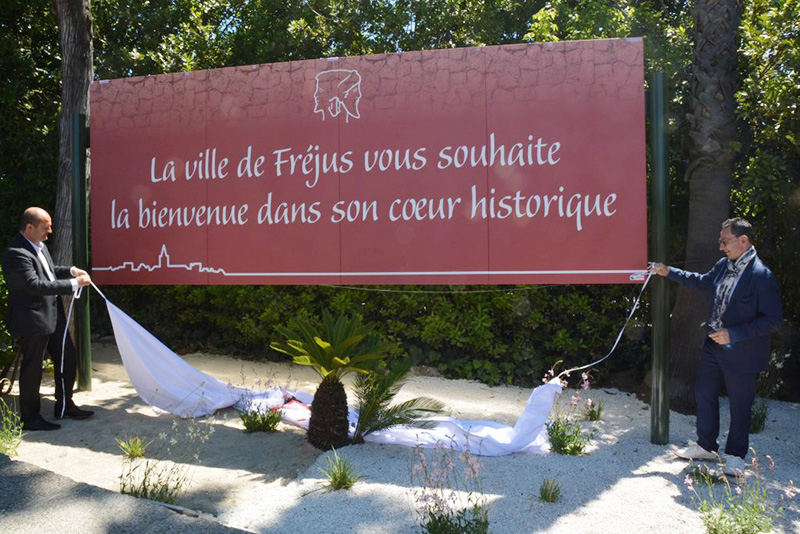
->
xmin=10 ymin=342 xmax=800 ymax=533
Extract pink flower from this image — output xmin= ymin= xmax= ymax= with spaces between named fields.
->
xmin=571 ymin=395 xmax=581 ymax=407
xmin=684 ymin=474 xmax=695 ymax=493
xmin=784 ymin=481 xmax=796 ymax=499
xmin=581 ymin=372 xmax=591 ymax=390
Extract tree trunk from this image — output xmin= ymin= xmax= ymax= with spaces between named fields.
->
xmin=307 ymin=375 xmax=351 ymax=450
xmin=52 ymin=0 xmax=92 ymax=266
xmin=669 ymin=0 xmax=742 ymax=413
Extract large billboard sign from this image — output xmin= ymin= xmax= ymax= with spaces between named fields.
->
xmin=90 ymin=38 xmax=647 ymax=285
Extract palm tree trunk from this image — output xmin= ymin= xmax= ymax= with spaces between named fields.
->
xmin=669 ymin=0 xmax=742 ymax=412
xmin=52 ymin=0 xmax=92 ymax=265
xmin=308 ymin=375 xmax=351 ymax=450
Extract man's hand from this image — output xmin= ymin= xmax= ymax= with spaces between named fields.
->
xmin=709 ymin=328 xmax=730 ymax=345
xmin=75 ymin=273 xmax=92 ymax=288
xmin=71 ymin=266 xmax=89 ymax=278
xmin=648 ymin=262 xmax=669 ymax=277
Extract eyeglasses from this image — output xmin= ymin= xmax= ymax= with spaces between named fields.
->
xmin=718 ymin=237 xmax=738 ymax=245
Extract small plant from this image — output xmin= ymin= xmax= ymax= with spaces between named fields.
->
xmin=271 ymin=312 xmax=392 ymax=450
xmin=581 ymin=397 xmax=604 ymax=422
xmin=119 ymin=418 xmax=214 ymax=504
xmin=120 ymin=458 xmax=190 ymax=504
xmin=239 ymin=407 xmax=282 ymax=433
xmin=750 ymin=397 xmax=768 ymax=434
xmin=539 ymin=478 xmax=562 ymax=503
xmin=546 ymin=416 xmax=588 ymax=455
xmin=684 ymin=450 xmax=796 ymax=534
xmin=352 ymin=358 xmax=445 ymax=444
xmin=0 ymin=393 xmax=23 ymax=457
xmin=410 ymin=443 xmax=489 ymax=534
xmin=320 ymin=448 xmax=360 ymax=491
xmin=115 ymin=435 xmax=152 ymax=458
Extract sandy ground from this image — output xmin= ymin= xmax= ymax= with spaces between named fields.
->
xmin=7 ymin=341 xmax=800 ymax=533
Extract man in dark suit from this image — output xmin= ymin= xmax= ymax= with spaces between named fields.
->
xmin=650 ymin=217 xmax=783 ymax=475
xmin=1 ymin=207 xmax=94 ymax=431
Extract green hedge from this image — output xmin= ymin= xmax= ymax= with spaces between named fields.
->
xmin=91 ymin=284 xmax=650 ymax=387
xmin=0 ymin=271 xmax=15 ymax=370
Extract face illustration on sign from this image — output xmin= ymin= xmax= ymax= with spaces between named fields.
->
xmin=313 ymin=69 xmax=362 ymax=122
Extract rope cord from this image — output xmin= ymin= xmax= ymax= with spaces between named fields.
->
xmin=59 ymin=285 xmax=84 ymax=418
xmin=556 ymin=272 xmax=652 ymax=381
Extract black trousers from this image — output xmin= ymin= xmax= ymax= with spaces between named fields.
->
xmin=695 ymin=339 xmax=759 ymax=459
xmin=17 ymin=299 xmax=76 ymax=423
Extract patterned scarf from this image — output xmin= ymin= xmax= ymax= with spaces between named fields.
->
xmin=708 ymin=246 xmax=757 ymax=331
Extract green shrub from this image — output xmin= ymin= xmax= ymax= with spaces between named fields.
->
xmin=546 ymin=416 xmax=588 ymax=455
xmin=0 ymin=272 xmax=15 ymax=372
xmin=0 ymin=395 xmax=23 ymax=457
xmin=238 ymin=407 xmax=282 ymax=433
xmin=94 ymin=284 xmax=647 ymax=389
xmin=539 ymin=478 xmax=562 ymax=503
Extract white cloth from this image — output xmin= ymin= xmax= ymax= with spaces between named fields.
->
xmin=104 ymin=299 xmax=561 ymax=456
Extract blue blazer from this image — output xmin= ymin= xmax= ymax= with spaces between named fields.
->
xmin=667 ymin=255 xmax=783 ymax=373
xmin=1 ymin=233 xmax=75 ymax=338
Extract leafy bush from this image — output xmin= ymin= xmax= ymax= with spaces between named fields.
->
xmin=0 ymin=395 xmax=23 ymax=457
xmin=546 ymin=416 xmax=588 ymax=456
xmin=0 ymin=272 xmax=15 ymax=372
xmin=94 ymin=284 xmax=649 ymax=389
xmin=238 ymin=407 xmax=282 ymax=433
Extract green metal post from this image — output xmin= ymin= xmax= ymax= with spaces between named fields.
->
xmin=649 ymin=72 xmax=669 ymax=444
xmin=72 ymin=112 xmax=91 ymax=391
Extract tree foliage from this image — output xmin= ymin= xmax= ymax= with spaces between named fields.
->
xmin=735 ymin=0 xmax=800 ymax=325
xmin=1 ymin=0 xmax=798 ymax=396
xmin=0 ymin=0 xmax=60 ymax=245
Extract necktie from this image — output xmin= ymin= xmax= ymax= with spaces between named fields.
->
xmin=37 ymin=248 xmax=56 ymax=282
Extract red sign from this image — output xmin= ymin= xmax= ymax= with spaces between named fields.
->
xmin=90 ymin=39 xmax=647 ymax=285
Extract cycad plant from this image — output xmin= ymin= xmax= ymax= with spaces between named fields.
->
xmin=352 ymin=359 xmax=445 ymax=444
xmin=271 ymin=312 xmax=390 ymax=450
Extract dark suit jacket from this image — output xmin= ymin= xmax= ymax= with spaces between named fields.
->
xmin=667 ymin=255 xmax=783 ymax=373
xmin=1 ymin=233 xmax=75 ymax=338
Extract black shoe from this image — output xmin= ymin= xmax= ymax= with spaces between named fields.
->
xmin=54 ymin=404 xmax=95 ymax=420
xmin=22 ymin=417 xmax=61 ymax=431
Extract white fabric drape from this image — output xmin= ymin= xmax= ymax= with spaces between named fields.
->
xmin=105 ymin=300 xmax=561 ymax=456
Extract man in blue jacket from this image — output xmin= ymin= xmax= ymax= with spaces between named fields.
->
xmin=650 ymin=217 xmax=783 ymax=476
xmin=2 ymin=207 xmax=94 ymax=431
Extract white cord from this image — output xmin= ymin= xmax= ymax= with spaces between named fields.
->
xmin=556 ymin=272 xmax=652 ymax=381
xmin=58 ymin=285 xmax=83 ymax=418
